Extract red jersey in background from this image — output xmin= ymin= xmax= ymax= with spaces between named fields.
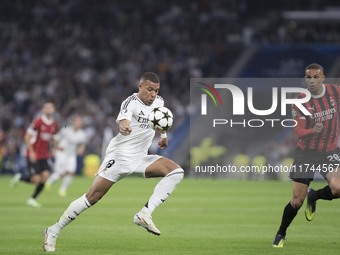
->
xmin=26 ymin=115 xmax=59 ymax=160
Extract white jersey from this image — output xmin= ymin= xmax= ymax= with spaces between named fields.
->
xmin=105 ymin=93 xmax=164 ymax=161
xmin=57 ymin=126 xmax=87 ymax=156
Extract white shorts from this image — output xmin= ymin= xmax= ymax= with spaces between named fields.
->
xmin=96 ymin=154 xmax=162 ymax=182
xmin=54 ymin=152 xmax=77 ymax=175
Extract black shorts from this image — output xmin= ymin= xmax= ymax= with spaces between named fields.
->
xmin=27 ymin=158 xmax=51 ymax=176
xmin=290 ymin=148 xmax=340 ymax=185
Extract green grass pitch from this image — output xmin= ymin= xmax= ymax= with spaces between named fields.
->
xmin=1 ymin=176 xmax=339 ymax=255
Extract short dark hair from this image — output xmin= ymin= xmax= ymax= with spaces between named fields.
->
xmin=305 ymin=63 xmax=324 ymax=73
xmin=42 ymin=100 xmax=55 ymax=108
xmin=43 ymin=98 xmax=55 ymax=105
xmin=140 ymin=72 xmax=160 ymax=83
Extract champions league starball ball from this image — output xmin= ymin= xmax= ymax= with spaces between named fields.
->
xmin=148 ymin=107 xmax=174 ymax=131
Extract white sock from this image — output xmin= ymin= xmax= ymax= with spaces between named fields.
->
xmin=60 ymin=175 xmax=73 ymax=193
xmin=141 ymin=168 xmax=184 ymax=215
xmin=49 ymin=194 xmax=91 ymax=235
xmin=47 ymin=172 xmax=60 ymax=185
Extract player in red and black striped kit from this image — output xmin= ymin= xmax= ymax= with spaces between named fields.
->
xmin=273 ymin=63 xmax=340 ymax=248
xmin=11 ymin=102 xmax=59 ymax=207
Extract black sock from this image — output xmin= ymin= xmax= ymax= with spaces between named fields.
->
xmin=32 ymin=183 xmax=45 ymax=199
xmin=20 ymin=175 xmax=31 ymax=183
xmin=20 ymin=172 xmax=31 ymax=183
xmin=278 ymin=202 xmax=299 ymax=236
xmin=315 ymin=185 xmax=334 ymax=201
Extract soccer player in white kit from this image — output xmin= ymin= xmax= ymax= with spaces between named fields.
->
xmin=46 ymin=115 xmax=87 ymax=197
xmin=43 ymin=72 xmax=184 ymax=252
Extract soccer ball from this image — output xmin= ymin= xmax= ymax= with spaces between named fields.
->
xmin=148 ymin=107 xmax=173 ymax=131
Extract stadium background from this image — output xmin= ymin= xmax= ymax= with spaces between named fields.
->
xmin=2 ymin=1 xmax=340 ymax=255
xmin=1 ymin=0 xmax=340 ymax=178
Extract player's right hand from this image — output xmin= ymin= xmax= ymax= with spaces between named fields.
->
xmin=119 ymin=120 xmax=132 ymax=136
xmin=313 ymin=123 xmax=323 ymax=134
xmin=120 ymin=127 xmax=132 ymax=136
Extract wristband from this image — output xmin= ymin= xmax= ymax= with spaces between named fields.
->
xmin=160 ymin=132 xmax=167 ymax=138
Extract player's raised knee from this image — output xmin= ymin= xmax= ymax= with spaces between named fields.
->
xmin=167 ymin=168 xmax=184 ymax=181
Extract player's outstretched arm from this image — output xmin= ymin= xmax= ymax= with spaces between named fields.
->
xmin=119 ymin=119 xmax=132 ymax=136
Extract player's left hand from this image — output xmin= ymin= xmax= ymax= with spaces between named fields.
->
xmin=158 ymin=137 xmax=168 ymax=149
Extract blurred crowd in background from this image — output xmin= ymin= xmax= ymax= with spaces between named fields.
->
xmin=1 ymin=0 xmax=340 ymax=176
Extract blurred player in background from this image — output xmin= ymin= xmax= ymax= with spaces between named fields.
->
xmin=11 ymin=102 xmax=59 ymax=207
xmin=43 ymin=72 xmax=184 ymax=252
xmin=46 ymin=115 xmax=87 ymax=197
xmin=273 ymin=63 xmax=340 ymax=248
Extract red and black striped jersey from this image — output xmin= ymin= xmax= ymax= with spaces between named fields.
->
xmin=25 ymin=115 xmax=59 ymax=159
xmin=292 ymin=84 xmax=340 ymax=153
